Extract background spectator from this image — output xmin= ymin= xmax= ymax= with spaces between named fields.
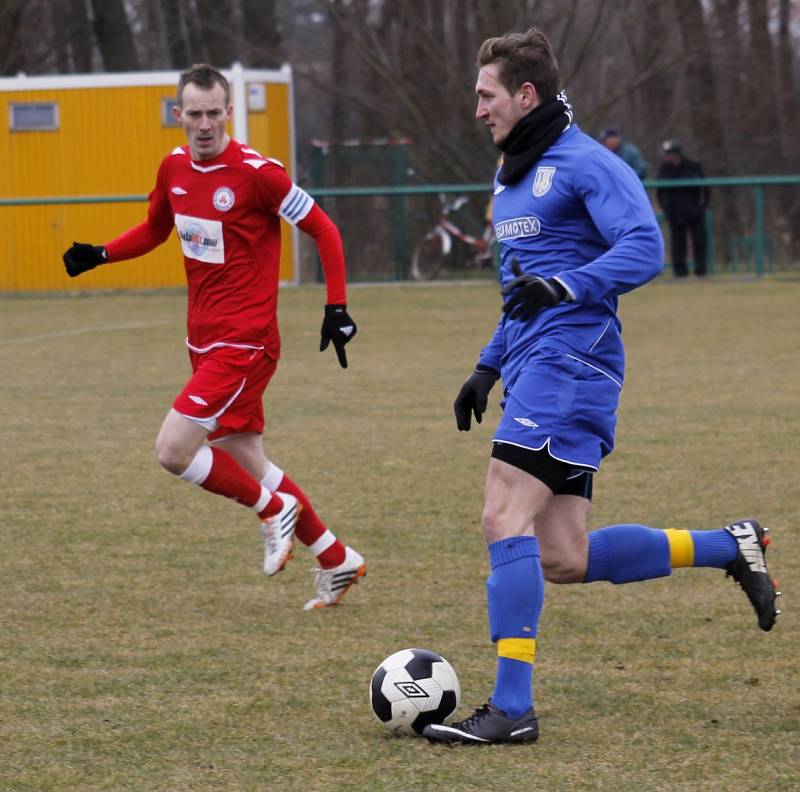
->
xmin=656 ymin=139 xmax=710 ymax=277
xmin=599 ymin=128 xmax=647 ymax=179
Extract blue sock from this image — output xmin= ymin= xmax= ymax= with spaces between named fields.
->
xmin=494 ymin=656 xmax=533 ymax=718
xmin=690 ymin=529 xmax=738 ymax=568
xmin=584 ymin=524 xmax=672 ymax=584
xmin=486 ymin=536 xmax=543 ymax=719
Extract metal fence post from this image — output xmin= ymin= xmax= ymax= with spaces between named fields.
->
xmin=754 ymin=184 xmax=765 ymax=276
xmin=389 ymin=145 xmax=409 ymax=280
xmin=706 ymin=208 xmax=714 ymax=274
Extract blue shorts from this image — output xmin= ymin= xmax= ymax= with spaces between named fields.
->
xmin=494 ymin=346 xmax=621 ymax=470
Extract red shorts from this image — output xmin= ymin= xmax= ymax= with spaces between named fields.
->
xmin=172 ymin=346 xmax=277 ymax=441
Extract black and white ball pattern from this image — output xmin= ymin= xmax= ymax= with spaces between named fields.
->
xmin=369 ymin=648 xmax=460 ymax=736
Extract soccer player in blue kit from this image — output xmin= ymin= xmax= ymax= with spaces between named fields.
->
xmin=424 ymin=28 xmax=781 ymax=746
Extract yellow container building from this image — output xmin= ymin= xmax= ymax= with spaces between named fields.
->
xmin=0 ymin=64 xmax=297 ymax=292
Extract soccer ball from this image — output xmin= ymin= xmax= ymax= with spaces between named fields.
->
xmin=369 ymin=647 xmax=460 ymax=736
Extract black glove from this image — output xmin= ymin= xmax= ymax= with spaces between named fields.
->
xmin=63 ymin=242 xmax=107 ymax=278
xmin=320 ymin=304 xmax=357 ymax=368
xmin=501 ymin=258 xmax=567 ymax=321
xmin=453 ymin=365 xmax=500 ymax=432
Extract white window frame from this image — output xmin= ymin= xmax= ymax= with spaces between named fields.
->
xmin=10 ymin=102 xmax=59 ymax=131
xmin=161 ymin=97 xmax=181 ymax=127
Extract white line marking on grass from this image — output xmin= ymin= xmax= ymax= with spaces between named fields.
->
xmin=349 ymin=279 xmax=495 ymax=288
xmin=0 ymin=320 xmax=174 ymax=345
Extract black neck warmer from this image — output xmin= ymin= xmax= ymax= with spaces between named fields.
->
xmin=498 ymin=90 xmax=573 ymax=185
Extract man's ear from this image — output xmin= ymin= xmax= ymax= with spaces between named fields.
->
xmin=518 ymin=81 xmax=539 ymax=110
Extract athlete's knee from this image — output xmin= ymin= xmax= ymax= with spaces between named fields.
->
xmin=481 ymin=501 xmax=507 ymax=544
xmin=538 ymin=528 xmax=589 ymax=583
xmin=540 ymin=551 xmax=586 ymax=584
xmin=481 ymin=462 xmax=545 ymax=544
xmin=154 ymin=435 xmax=194 ymax=476
xmin=481 ymin=499 xmax=537 ymax=545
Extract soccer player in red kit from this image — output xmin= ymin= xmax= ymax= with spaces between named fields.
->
xmin=62 ymin=64 xmax=365 ymax=610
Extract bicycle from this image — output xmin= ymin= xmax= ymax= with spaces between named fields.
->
xmin=410 ymin=193 xmax=497 ymax=281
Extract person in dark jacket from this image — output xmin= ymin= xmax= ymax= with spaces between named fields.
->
xmin=656 ymin=139 xmax=709 ymax=277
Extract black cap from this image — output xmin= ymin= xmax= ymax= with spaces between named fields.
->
xmin=662 ymin=139 xmax=682 ymax=154
xmin=600 ymin=128 xmax=620 ymax=141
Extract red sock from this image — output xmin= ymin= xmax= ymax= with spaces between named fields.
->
xmin=277 ymin=473 xmax=346 ymax=567
xmin=200 ymin=447 xmax=283 ymax=518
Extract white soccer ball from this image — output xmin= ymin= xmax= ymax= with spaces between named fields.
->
xmin=369 ymin=647 xmax=461 ymax=736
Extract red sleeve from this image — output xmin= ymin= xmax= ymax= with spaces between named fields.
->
xmin=253 ymin=161 xmax=347 ymax=304
xmin=297 ymin=203 xmax=347 ymax=305
xmin=104 ymin=158 xmax=174 ymax=262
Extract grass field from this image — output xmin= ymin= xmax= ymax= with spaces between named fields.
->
xmin=1 ymin=276 xmax=798 ymax=791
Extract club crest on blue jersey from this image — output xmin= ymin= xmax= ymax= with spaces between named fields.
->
xmin=213 ymin=187 xmax=235 ymax=212
xmin=532 ymin=166 xmax=556 ymax=197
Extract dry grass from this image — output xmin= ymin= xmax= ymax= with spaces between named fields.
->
xmin=1 ymin=275 xmax=798 ymax=791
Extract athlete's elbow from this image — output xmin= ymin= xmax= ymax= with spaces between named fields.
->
xmin=648 ymin=254 xmax=665 ymax=279
xmin=641 ymin=227 xmax=665 ymax=279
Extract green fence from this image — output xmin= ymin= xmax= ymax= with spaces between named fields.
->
xmin=311 ymin=176 xmax=800 ymax=279
xmin=2 ymin=175 xmax=798 ymax=283
xmin=645 ymin=175 xmax=799 ymax=276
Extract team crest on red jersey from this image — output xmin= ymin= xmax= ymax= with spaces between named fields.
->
xmin=213 ymin=187 xmax=235 ymax=212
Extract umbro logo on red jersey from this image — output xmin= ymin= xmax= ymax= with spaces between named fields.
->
xmin=172 ymin=187 xmax=188 ymax=195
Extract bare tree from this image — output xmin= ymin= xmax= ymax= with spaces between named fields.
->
xmin=136 ymin=0 xmax=171 ymax=69
xmin=316 ymin=0 xmax=564 ymax=183
xmin=621 ymin=0 xmax=679 ymax=166
xmin=195 ymin=0 xmax=239 ymax=67
xmin=774 ymin=0 xmax=800 ymax=258
xmin=161 ymin=0 xmax=193 ymax=67
xmin=64 ymin=0 xmax=95 ymax=72
xmin=90 ymin=0 xmax=139 ymax=71
xmin=310 ymin=1 xmax=669 ymax=183
xmin=674 ymin=0 xmax=731 ymax=174
xmin=777 ymin=0 xmax=798 ymax=154
xmin=242 ymin=0 xmax=285 ymax=67
xmin=745 ymin=0 xmax=785 ymax=170
xmin=0 ymin=0 xmax=30 ymax=75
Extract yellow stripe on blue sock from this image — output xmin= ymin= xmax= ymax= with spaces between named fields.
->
xmin=664 ymin=528 xmax=695 ymax=568
xmin=497 ymin=637 xmax=536 ymax=664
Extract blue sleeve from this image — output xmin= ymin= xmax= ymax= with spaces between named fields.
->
xmin=556 ymin=156 xmax=664 ymax=303
xmin=477 ymin=315 xmax=504 ymax=374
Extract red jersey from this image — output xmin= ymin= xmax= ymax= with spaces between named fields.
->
xmin=104 ymin=139 xmax=346 ymax=359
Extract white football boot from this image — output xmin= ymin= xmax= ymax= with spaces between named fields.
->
xmin=261 ymin=493 xmax=301 ymax=576
xmin=303 ymin=546 xmax=366 ymax=610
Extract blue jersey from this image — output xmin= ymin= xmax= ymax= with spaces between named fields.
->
xmin=478 ymin=124 xmax=663 ymax=390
